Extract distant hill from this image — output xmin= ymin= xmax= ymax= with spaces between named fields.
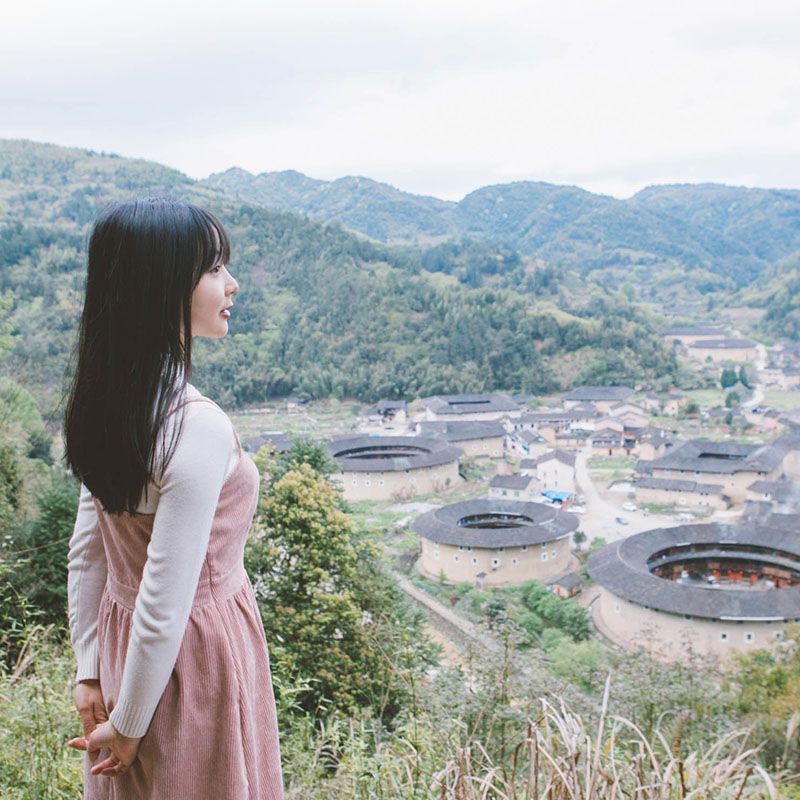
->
xmin=0 ymin=139 xmax=680 ymax=412
xmin=204 ymin=168 xmax=456 ymax=242
xmin=204 ymin=169 xmax=800 ymax=296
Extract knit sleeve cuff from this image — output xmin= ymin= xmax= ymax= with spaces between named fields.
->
xmin=73 ymin=639 xmax=99 ymax=683
xmin=109 ymin=699 xmax=154 ymax=739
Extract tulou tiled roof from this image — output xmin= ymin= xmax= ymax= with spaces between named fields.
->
xmin=414 ymin=498 xmax=577 ymax=548
xmin=588 ymin=523 xmax=800 ymax=621
xmin=328 ymin=435 xmax=463 ymax=472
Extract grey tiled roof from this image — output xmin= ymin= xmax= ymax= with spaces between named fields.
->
xmin=520 ymin=410 xmax=587 ymax=424
xmin=417 ymin=420 xmax=505 ymax=442
xmin=489 ymin=474 xmax=534 ymax=490
xmin=588 ymin=523 xmax=800 ymax=620
xmin=563 ymin=385 xmax=635 ymax=402
xmin=547 ymin=572 xmax=582 ymax=590
xmin=328 ymin=435 xmax=463 ymax=472
xmin=592 ymin=428 xmax=624 ymax=443
xmin=243 ymin=432 xmax=293 ymax=453
xmin=525 ymin=449 xmax=576 ymax=468
xmin=414 ymin=498 xmax=578 ymax=548
xmin=636 ymin=426 xmax=671 ymax=444
xmin=377 ymin=400 xmax=407 ymax=413
xmin=747 ymin=480 xmax=800 ymax=505
xmin=660 ymin=326 xmax=725 ymax=336
xmin=637 ymin=477 xmax=722 ymax=494
xmin=514 ymin=429 xmax=547 ymax=443
xmin=647 ymin=439 xmax=774 ymax=475
xmin=424 ymin=393 xmax=521 ymax=415
xmin=609 ymin=401 xmax=648 ymax=414
xmin=688 ymin=338 xmax=757 ymax=349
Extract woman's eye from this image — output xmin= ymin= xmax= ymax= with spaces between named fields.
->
xmin=211 ymin=264 xmax=223 ymax=274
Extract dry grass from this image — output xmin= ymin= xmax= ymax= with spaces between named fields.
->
xmin=425 ymin=680 xmax=782 ymax=799
xmin=283 ymin=676 xmax=791 ymax=800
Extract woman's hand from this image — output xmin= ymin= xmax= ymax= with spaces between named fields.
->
xmin=68 ymin=679 xmax=108 ymax=762
xmin=68 ymin=681 xmax=142 ymax=776
xmin=69 ymin=718 xmax=142 ymax=777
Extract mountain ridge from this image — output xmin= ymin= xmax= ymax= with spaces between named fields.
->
xmin=202 ymin=167 xmax=800 ymax=292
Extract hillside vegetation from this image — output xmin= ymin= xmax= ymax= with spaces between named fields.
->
xmin=206 ymin=169 xmax=800 ymax=285
xmin=0 ymin=139 xmax=678 ymax=412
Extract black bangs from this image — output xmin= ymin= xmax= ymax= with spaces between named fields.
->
xmin=191 ymin=207 xmax=231 ymax=285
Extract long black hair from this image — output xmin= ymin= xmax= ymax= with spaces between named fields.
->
xmin=65 ymin=198 xmax=230 ymax=514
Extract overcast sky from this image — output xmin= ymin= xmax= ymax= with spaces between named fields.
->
xmin=2 ymin=0 xmax=800 ymax=200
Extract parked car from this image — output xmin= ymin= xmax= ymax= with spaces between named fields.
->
xmin=567 ymin=506 xmax=586 ymax=515
xmin=616 ymin=516 xmax=629 ymax=525
xmin=622 ymin=502 xmax=637 ymax=512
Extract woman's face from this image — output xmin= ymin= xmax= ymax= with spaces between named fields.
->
xmin=190 ymin=263 xmax=239 ymax=338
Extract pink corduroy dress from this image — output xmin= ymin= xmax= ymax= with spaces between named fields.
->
xmin=84 ymin=411 xmax=284 ymax=800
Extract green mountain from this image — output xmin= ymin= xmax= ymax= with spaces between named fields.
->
xmin=204 ymin=168 xmax=455 ymax=243
xmin=0 ymin=139 xmax=679 ymax=411
xmin=204 ymin=169 xmax=800 ymax=301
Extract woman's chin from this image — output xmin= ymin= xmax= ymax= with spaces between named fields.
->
xmin=194 ymin=323 xmax=228 ymax=339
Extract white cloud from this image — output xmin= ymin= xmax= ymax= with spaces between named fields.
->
xmin=2 ymin=0 xmax=800 ymax=199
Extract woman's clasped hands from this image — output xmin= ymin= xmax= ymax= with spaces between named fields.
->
xmin=68 ymin=679 xmax=142 ymax=777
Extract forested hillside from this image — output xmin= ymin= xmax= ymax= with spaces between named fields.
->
xmin=735 ymin=248 xmax=800 ymax=340
xmin=0 ymin=139 xmax=679 ymax=412
xmin=205 ymin=167 xmax=800 ymax=316
xmin=204 ymin=167 xmax=456 ymax=242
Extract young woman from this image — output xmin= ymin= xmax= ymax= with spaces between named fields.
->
xmin=65 ymin=198 xmax=284 ymax=799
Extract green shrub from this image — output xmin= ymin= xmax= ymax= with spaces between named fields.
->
xmin=8 ymin=471 xmax=78 ymax=627
xmin=0 ymin=627 xmax=83 ymax=798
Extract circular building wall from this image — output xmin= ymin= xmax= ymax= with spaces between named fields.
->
xmin=588 ymin=522 xmax=800 ymax=660
xmin=328 ymin=435 xmax=463 ymax=501
xmin=414 ymin=498 xmax=578 ymax=586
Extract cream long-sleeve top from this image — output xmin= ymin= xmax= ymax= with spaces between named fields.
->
xmin=67 ymin=385 xmax=239 ymax=739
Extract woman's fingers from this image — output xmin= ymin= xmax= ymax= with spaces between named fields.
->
xmin=89 ymin=755 xmax=130 ymax=777
xmin=83 ymin=720 xmax=141 ymax=777
xmin=101 ymin=762 xmax=130 ymax=777
xmin=68 ymin=735 xmax=102 ymax=762
xmin=67 ymin=737 xmax=88 ymax=751
xmin=89 ymin=755 xmax=116 ymax=775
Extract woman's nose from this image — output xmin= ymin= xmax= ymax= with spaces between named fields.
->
xmin=226 ymin=269 xmax=239 ymax=295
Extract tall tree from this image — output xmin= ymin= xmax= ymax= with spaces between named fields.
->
xmin=738 ymin=365 xmax=750 ymax=388
xmin=245 ymin=461 xmax=436 ymax=718
xmin=720 ymin=368 xmax=738 ymax=389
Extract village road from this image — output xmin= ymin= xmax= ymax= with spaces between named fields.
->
xmin=574 ymin=444 xmax=678 ymax=544
xmin=743 ymin=342 xmax=769 ymax=428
